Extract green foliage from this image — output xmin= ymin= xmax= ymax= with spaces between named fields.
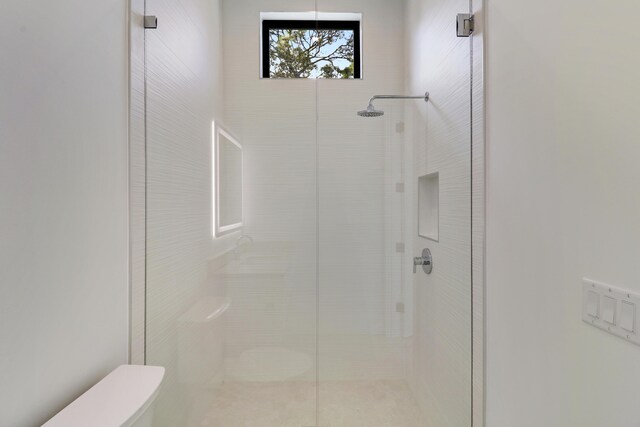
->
xmin=269 ymin=29 xmax=355 ymax=79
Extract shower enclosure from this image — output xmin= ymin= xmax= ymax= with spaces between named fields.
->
xmin=134 ymin=0 xmax=481 ymax=425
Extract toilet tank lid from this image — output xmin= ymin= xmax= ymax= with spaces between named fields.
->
xmin=43 ymin=365 xmax=165 ymax=427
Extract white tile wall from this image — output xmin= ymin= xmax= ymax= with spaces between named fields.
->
xmin=222 ymin=0 xmax=409 ymax=384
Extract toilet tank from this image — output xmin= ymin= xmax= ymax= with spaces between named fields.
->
xmin=43 ymin=365 xmax=165 ymax=427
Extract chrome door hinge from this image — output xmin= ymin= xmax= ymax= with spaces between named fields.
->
xmin=456 ymin=13 xmax=474 ymax=37
xmin=144 ymin=15 xmax=158 ymax=29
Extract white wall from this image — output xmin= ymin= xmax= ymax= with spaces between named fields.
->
xmin=222 ymin=0 xmax=408 ymax=381
xmin=0 ymin=1 xmax=129 ymax=426
xmin=486 ymin=1 xmax=640 ymax=426
xmin=221 ymin=0 xmax=319 ymax=374
xmin=316 ymin=0 xmax=405 ymax=338
xmin=316 ymin=0 xmax=409 ymax=383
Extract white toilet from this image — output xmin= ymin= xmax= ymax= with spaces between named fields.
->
xmin=43 ymin=365 xmax=165 ymax=427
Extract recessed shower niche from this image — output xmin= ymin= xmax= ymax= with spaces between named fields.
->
xmin=419 ymin=172 xmax=439 ymax=241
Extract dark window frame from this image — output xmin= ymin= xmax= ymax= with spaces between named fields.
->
xmin=261 ymin=19 xmax=362 ymax=79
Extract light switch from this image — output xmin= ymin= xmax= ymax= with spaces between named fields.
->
xmin=621 ymin=301 xmax=635 ymax=332
xmin=602 ymin=296 xmax=616 ymax=325
xmin=586 ymin=290 xmax=600 ymax=318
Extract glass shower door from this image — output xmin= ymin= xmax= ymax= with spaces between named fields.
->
xmin=142 ymin=0 xmax=473 ymax=426
xmin=316 ymin=0 xmax=473 ymax=426
xmin=143 ymin=0 xmax=319 ymax=426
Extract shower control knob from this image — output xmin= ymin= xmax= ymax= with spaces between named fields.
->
xmin=413 ymin=249 xmax=433 ymax=274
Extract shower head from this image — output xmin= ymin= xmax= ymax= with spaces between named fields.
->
xmin=357 ymin=103 xmax=385 ymax=118
xmin=357 ymin=92 xmax=429 ymax=118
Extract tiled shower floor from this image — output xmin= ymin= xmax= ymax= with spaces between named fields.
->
xmin=200 ymin=380 xmax=426 ymax=427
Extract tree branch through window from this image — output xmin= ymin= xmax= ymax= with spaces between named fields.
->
xmin=262 ymin=21 xmax=360 ymax=79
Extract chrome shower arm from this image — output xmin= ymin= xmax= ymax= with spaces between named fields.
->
xmin=358 ymin=91 xmax=430 ymax=118
xmin=369 ymin=92 xmax=429 ymax=105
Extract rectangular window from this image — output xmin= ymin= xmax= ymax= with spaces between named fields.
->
xmin=262 ymin=19 xmax=361 ymax=79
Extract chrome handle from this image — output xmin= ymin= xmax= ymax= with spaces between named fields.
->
xmin=413 ymin=257 xmax=421 ymax=274
xmin=413 ymin=249 xmax=433 ymax=274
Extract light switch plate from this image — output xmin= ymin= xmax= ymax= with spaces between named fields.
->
xmin=583 ymin=278 xmax=640 ymax=346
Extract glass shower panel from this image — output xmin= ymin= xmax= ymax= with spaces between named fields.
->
xmin=144 ymin=0 xmax=318 ymax=426
xmin=316 ymin=0 xmax=472 ymax=426
xmin=144 ymin=0 xmax=473 ymax=426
